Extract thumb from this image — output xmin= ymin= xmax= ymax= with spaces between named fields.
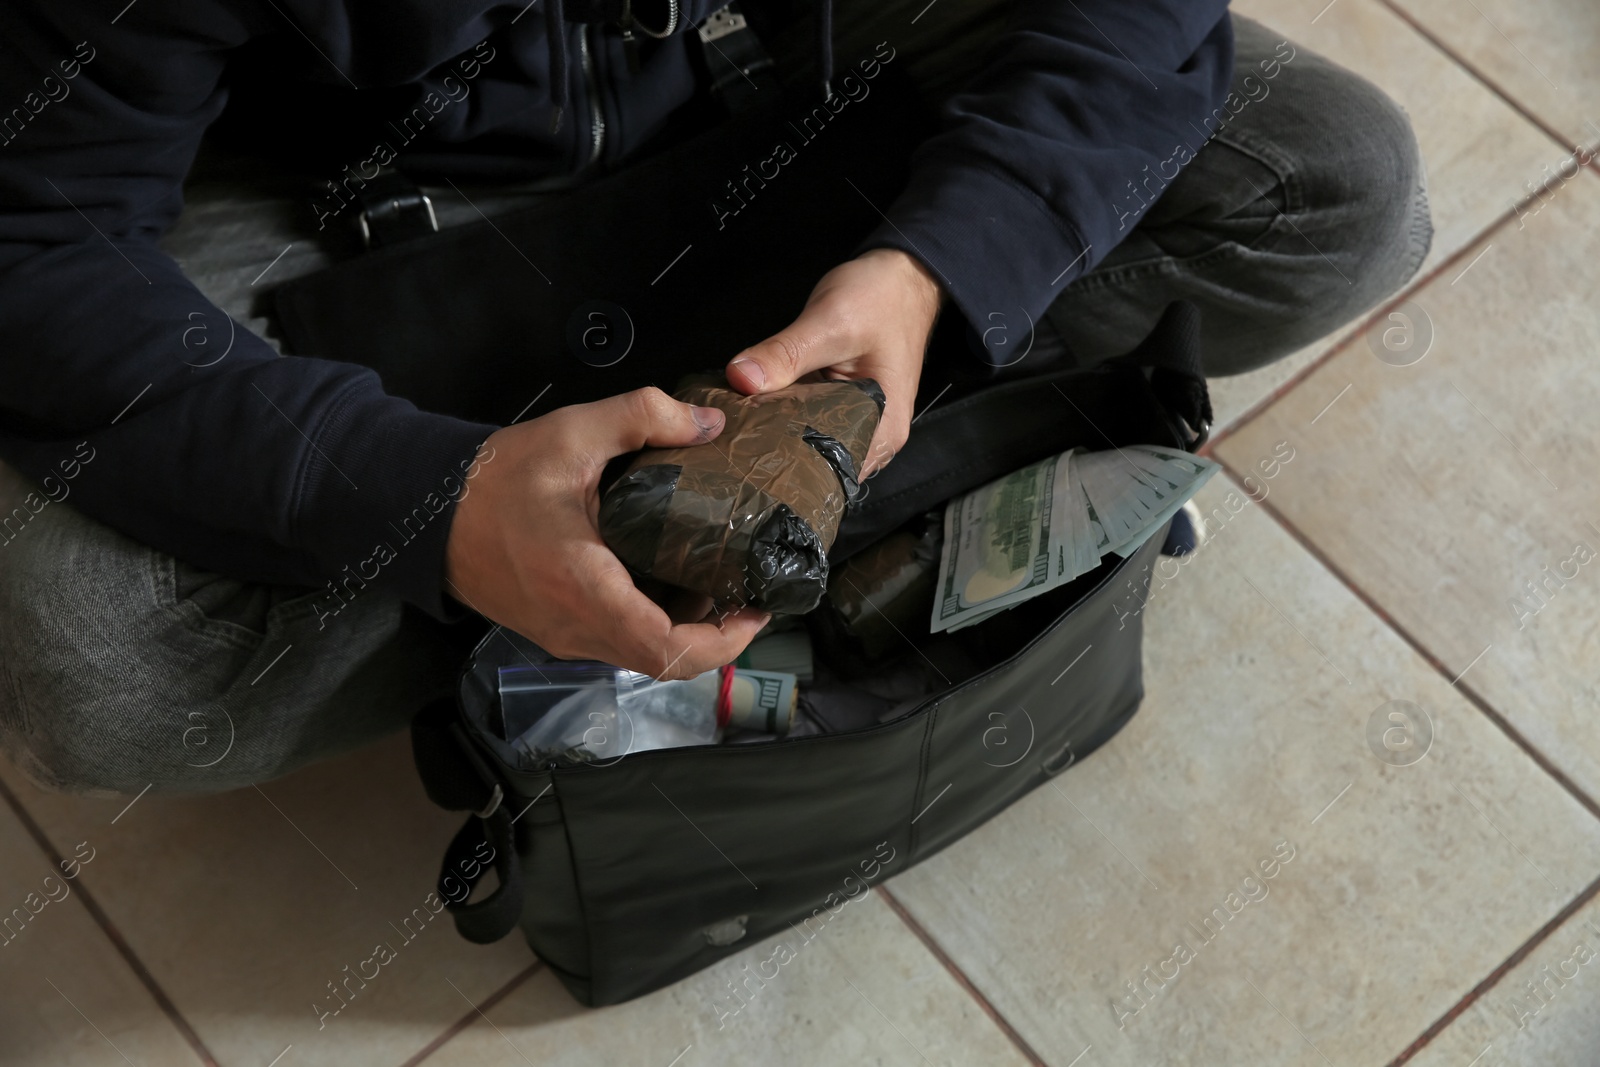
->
xmin=578 ymin=386 xmax=726 ymax=459
xmin=726 ymin=314 xmax=833 ymax=396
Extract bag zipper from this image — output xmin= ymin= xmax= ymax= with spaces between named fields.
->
xmin=639 ymin=0 xmax=681 ymax=37
xmin=582 ymin=1 xmax=678 ymax=168
xmin=618 ymin=0 xmax=679 ymax=73
xmin=620 ymin=0 xmax=681 ymax=39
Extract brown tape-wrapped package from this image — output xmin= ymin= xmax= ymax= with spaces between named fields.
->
xmin=599 ymin=374 xmax=884 ymax=615
xmin=811 ymin=509 xmax=943 ymax=670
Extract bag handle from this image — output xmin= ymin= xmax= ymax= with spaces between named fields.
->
xmin=411 ymin=700 xmax=529 ymax=943
xmin=1104 ymin=300 xmax=1212 ymax=448
xmin=440 ymin=805 xmax=524 ymax=943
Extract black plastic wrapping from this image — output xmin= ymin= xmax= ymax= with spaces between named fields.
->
xmin=599 ymin=374 xmax=884 ymax=614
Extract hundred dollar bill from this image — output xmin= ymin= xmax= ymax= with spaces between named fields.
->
xmin=930 ymin=444 xmax=1219 ymax=633
xmin=931 ymin=451 xmax=1072 ymax=634
xmin=1076 ymin=445 xmax=1219 ymax=557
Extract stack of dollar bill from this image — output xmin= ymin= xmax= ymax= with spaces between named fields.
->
xmin=930 ymin=444 xmax=1220 ymax=633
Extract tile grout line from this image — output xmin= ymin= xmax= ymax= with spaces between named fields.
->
xmin=1203 ymin=25 xmax=1600 ymax=1042
xmin=876 ymin=885 xmax=1052 ymax=1067
xmin=1202 ymin=138 xmax=1600 ymax=459
xmin=398 ymin=22 xmax=1593 ymax=1067
xmin=1211 ymin=460 xmax=1600 ymax=826
xmin=397 ymin=960 xmax=544 ymax=1067
xmin=1200 ymin=224 xmax=1472 ymax=456
xmin=1386 ymin=870 xmax=1600 ymax=1066
xmin=0 ymin=773 xmax=222 ymax=1067
xmin=4 ymin=27 xmax=1588 ymax=1067
xmin=1374 ymin=0 xmax=1589 ymax=154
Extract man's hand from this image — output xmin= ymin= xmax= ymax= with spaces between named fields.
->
xmin=444 ymin=387 xmax=770 ymax=680
xmin=725 ymin=248 xmax=943 ymax=477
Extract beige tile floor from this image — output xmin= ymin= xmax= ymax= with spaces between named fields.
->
xmin=3 ymin=2 xmax=1599 ymax=1065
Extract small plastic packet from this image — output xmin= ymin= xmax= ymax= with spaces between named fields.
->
xmin=497 ymin=662 xmax=797 ymax=763
xmin=498 ymin=663 xmax=701 ymax=763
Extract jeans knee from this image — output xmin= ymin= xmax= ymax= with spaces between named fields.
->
xmin=0 ymin=503 xmax=240 ymax=793
xmin=1 ymin=703 xmax=121 ymax=796
xmin=1233 ymin=16 xmax=1431 ymax=280
xmin=1217 ymin=57 xmax=1431 ymax=368
xmin=0 ymin=639 xmax=129 ymax=795
xmin=1291 ymin=56 xmax=1432 ymax=294
xmin=1344 ymin=87 xmax=1428 ymax=278
xmin=0 ymin=573 xmax=152 ymax=795
xmin=0 ymin=493 xmax=459 ymax=795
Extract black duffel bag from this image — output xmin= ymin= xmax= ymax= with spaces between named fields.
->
xmin=406 ymin=300 xmax=1209 ymax=1006
xmin=270 ymin=60 xmax=1213 ymax=1008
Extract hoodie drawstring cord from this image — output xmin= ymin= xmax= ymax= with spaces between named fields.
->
xmin=546 ymin=0 xmax=569 ymax=133
xmin=817 ymin=0 xmax=834 ymax=101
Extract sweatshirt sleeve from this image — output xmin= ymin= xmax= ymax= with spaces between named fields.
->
xmin=0 ymin=2 xmax=498 ymax=620
xmin=859 ymin=0 xmax=1235 ymax=358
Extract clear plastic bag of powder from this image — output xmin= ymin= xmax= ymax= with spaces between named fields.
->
xmin=498 ymin=664 xmax=720 ymax=762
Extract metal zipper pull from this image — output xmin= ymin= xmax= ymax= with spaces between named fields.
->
xmin=619 ymin=0 xmax=642 ymax=74
xmin=622 ymin=27 xmax=641 ymax=74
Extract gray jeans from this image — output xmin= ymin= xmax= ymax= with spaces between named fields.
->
xmin=0 ymin=11 xmax=1429 ymax=795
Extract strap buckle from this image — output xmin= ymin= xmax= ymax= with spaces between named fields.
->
xmin=696 ymin=3 xmax=779 ymax=112
xmin=698 ymin=7 xmax=748 ymax=42
xmin=355 ymin=170 xmax=440 ymax=249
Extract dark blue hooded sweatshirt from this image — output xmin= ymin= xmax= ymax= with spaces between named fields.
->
xmin=0 ymin=0 xmax=1232 ymax=621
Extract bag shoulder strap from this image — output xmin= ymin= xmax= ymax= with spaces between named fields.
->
xmin=412 ymin=698 xmax=528 ymax=943
xmin=698 ymin=3 xmax=780 ymax=112
xmin=439 ymin=806 xmax=523 ymax=943
xmin=1104 ymin=300 xmax=1212 ymax=448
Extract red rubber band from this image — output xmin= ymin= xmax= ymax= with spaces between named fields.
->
xmin=716 ymin=664 xmax=736 ymax=728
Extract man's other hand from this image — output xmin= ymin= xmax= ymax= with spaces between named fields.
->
xmin=724 ymin=248 xmax=943 ymax=477
xmin=444 ymin=387 xmax=769 ymax=680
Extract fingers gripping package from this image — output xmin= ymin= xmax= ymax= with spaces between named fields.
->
xmin=598 ymin=374 xmax=884 ymax=614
